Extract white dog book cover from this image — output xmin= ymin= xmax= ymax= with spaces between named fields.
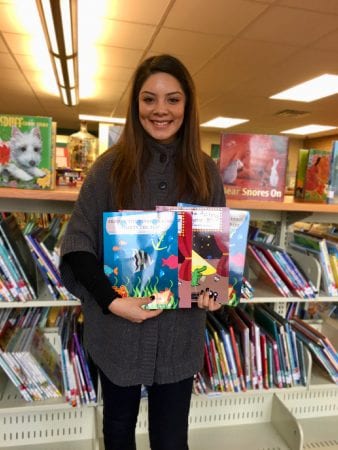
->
xmin=0 ymin=114 xmax=54 ymax=189
xmin=219 ymin=133 xmax=289 ymax=201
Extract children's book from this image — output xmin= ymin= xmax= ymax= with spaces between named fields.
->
xmin=219 ymin=133 xmax=288 ymax=201
xmin=327 ymin=140 xmax=338 ymax=204
xmin=228 ymin=210 xmax=250 ymax=306
xmin=0 ymin=114 xmax=55 ymax=189
xmin=177 ymin=204 xmax=230 ymax=305
xmin=103 ymin=210 xmax=179 ymax=309
xmin=295 ymin=148 xmax=331 ymax=202
xmin=155 ymin=207 xmax=193 ymax=308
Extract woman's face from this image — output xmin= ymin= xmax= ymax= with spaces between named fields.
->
xmin=138 ymin=72 xmax=186 ymax=143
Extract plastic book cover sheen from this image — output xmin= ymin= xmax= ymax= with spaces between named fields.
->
xmin=103 ymin=210 xmax=179 ymax=309
xmin=0 ymin=114 xmax=55 ymax=189
xmin=219 ymin=132 xmax=288 ymax=201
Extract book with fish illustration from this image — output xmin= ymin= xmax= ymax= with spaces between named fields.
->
xmin=103 ymin=210 xmax=179 ymax=309
xmin=219 ymin=133 xmax=288 ymax=201
xmin=177 ymin=205 xmax=230 ymax=304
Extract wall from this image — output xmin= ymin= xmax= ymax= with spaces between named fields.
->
xmin=303 ymin=134 xmax=338 ymax=151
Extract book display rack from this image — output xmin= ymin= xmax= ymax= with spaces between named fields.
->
xmin=0 ymin=187 xmax=337 ymax=450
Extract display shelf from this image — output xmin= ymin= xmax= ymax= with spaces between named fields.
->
xmin=0 ymin=187 xmax=78 ymax=213
xmin=0 ymin=189 xmax=337 ymax=449
xmin=0 ymin=405 xmax=97 ymax=449
xmin=1 ymin=442 xmax=96 ymax=450
xmin=278 ymin=387 xmax=338 ymax=449
xmin=97 ymin=393 xmax=303 ymax=450
xmin=0 ymin=299 xmax=81 ymax=308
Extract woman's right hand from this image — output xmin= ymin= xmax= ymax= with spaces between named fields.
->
xmin=108 ymin=297 xmax=163 ymax=323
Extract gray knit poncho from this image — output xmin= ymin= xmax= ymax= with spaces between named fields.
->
xmin=60 ymin=139 xmax=225 ymax=386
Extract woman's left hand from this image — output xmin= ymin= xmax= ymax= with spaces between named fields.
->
xmin=197 ymin=288 xmax=222 ymax=312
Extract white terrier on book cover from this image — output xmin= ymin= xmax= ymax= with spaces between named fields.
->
xmin=0 ymin=126 xmax=46 ymax=182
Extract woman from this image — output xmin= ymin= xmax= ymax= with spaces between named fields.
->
xmin=60 ymin=54 xmax=225 ymax=450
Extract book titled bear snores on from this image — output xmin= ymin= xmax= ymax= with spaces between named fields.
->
xmin=219 ymin=133 xmax=289 ymax=201
xmin=0 ymin=114 xmax=55 ymax=189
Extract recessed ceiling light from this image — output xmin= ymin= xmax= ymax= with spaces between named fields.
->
xmin=200 ymin=116 xmax=249 ymax=128
xmin=280 ymin=124 xmax=337 ymax=135
xmin=79 ymin=114 xmax=126 ymax=124
xmin=270 ymin=74 xmax=338 ymax=102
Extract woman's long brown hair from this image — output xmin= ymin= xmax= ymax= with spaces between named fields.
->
xmin=109 ymin=54 xmax=212 ymax=209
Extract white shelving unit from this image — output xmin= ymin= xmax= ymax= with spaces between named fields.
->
xmin=0 ymin=189 xmax=337 ymax=450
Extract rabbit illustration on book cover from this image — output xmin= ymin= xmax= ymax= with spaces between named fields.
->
xmin=269 ymin=158 xmax=279 ymax=187
xmin=222 ymin=159 xmax=244 ymax=184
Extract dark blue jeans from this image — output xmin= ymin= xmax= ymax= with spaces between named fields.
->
xmin=99 ymin=370 xmax=194 ymax=450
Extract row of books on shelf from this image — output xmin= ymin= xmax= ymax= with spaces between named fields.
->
xmin=193 ymin=304 xmax=338 ymax=395
xmin=0 ymin=212 xmax=75 ymax=303
xmin=288 ymin=224 xmax=338 ymax=298
xmin=1 ymin=210 xmax=337 ymax=311
xmin=247 ymin=224 xmax=338 ymax=304
xmin=2 ymin=304 xmax=336 ymax=404
xmin=0 ymin=306 xmax=97 ymax=406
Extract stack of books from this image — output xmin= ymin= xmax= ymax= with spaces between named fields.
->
xmin=196 ymin=305 xmax=338 ymax=395
xmin=247 ymin=240 xmax=317 ymax=300
xmin=58 ymin=307 xmax=97 ymax=407
xmin=0 ymin=311 xmax=62 ymax=401
xmin=103 ymin=206 xmax=237 ymax=309
xmin=288 ymin=229 xmax=338 ymax=297
xmin=0 ymin=307 xmax=97 ymax=404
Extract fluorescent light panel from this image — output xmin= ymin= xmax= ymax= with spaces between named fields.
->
xmin=37 ymin=0 xmax=79 ymax=106
xmin=270 ymin=74 xmax=338 ymax=102
xmin=201 ymin=116 xmax=249 ymax=128
xmin=281 ymin=124 xmax=337 ymax=135
xmin=79 ymin=114 xmax=126 ymax=124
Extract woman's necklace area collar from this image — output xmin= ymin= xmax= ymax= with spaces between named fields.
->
xmin=145 ymin=136 xmax=180 ymax=156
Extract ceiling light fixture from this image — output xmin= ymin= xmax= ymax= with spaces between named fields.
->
xmin=200 ymin=116 xmax=249 ymax=129
xmin=36 ymin=0 xmax=79 ymax=106
xmin=270 ymin=74 xmax=338 ymax=102
xmin=280 ymin=124 xmax=337 ymax=135
xmin=79 ymin=114 xmax=126 ymax=124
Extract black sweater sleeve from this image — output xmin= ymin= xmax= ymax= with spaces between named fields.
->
xmin=63 ymin=251 xmax=120 ymax=313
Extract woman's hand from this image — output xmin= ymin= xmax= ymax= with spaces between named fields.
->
xmin=197 ymin=288 xmax=222 ymax=312
xmin=108 ymin=297 xmax=163 ymax=323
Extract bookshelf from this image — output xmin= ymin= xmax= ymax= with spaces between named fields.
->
xmin=0 ymin=188 xmax=337 ymax=450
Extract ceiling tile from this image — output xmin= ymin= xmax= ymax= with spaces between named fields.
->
xmin=104 ymin=0 xmax=172 ymax=24
xmin=164 ymin=0 xmax=269 ymax=35
xmin=194 ymin=38 xmax=298 ymax=103
xmin=278 ymin=0 xmax=338 ymax=14
xmin=0 ymin=52 xmax=17 ymax=69
xmin=241 ymin=5 xmax=338 ymax=45
xmin=97 ymin=19 xmax=156 ymax=49
xmin=150 ymin=28 xmax=230 ymax=59
xmin=94 ymin=46 xmax=143 ymax=68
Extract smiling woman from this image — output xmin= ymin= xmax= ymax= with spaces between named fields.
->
xmin=138 ymin=72 xmax=186 ymax=143
xmin=60 ymin=54 xmax=226 ymax=450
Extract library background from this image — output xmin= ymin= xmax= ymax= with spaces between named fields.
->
xmin=0 ymin=1 xmax=338 ymax=449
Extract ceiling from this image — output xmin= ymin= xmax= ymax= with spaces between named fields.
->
xmin=1 ymin=0 xmax=338 ymax=137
